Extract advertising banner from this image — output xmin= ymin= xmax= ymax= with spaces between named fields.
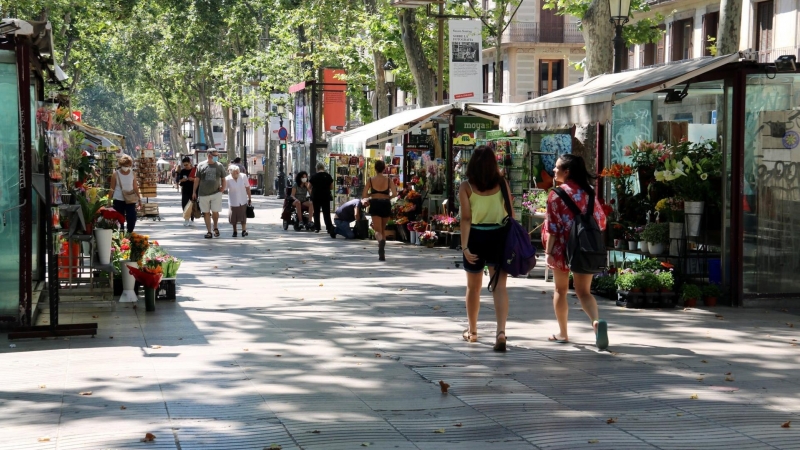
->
xmin=449 ymin=20 xmax=482 ymax=103
xmin=322 ymin=68 xmax=347 ymax=133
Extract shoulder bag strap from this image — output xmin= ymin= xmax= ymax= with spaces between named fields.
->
xmin=554 ymin=187 xmax=582 ymax=217
xmin=498 ymin=179 xmax=513 ymax=219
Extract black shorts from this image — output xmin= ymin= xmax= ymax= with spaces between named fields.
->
xmin=369 ymin=198 xmax=392 ymax=218
xmin=462 ymin=225 xmax=507 ymax=273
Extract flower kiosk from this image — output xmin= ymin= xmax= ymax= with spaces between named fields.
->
xmin=498 ymin=52 xmax=800 ymax=307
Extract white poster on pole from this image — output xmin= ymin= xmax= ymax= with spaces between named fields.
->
xmin=449 ymin=20 xmax=482 ymax=103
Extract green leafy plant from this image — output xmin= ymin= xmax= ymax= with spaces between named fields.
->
xmin=616 ymin=273 xmax=638 ymax=291
xmin=641 ymin=222 xmax=669 ymax=245
xmin=656 ymin=271 xmax=674 ymax=291
xmin=639 ymin=272 xmax=660 ymax=291
xmin=76 ymin=192 xmax=109 ymax=230
xmin=681 ymin=284 xmax=702 ymax=300
xmin=703 ymin=284 xmax=721 ymax=298
xmin=592 ymin=274 xmax=616 ymax=292
xmin=630 ymin=257 xmax=662 ymax=273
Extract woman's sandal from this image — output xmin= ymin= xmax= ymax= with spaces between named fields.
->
xmin=594 ymin=319 xmax=609 ymax=350
xmin=241 ymin=230 xmax=248 ymax=237
xmin=548 ymin=334 xmax=569 ymax=344
xmin=493 ymin=331 xmax=507 ymax=352
xmin=213 ymin=228 xmax=220 ymax=237
xmin=232 ymin=231 xmax=237 ymax=237
xmin=462 ymin=329 xmax=477 ymax=343
xmin=204 ymin=232 xmax=213 ymax=239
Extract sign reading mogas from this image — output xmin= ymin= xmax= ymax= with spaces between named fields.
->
xmin=500 ymin=111 xmax=548 ymax=130
xmin=454 ymin=116 xmax=493 ymax=134
xmin=449 ymin=20 xmax=482 ymax=103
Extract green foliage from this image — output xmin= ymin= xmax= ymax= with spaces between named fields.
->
xmin=706 ymin=36 xmax=718 ymax=56
xmin=681 ymin=284 xmax=702 ymax=300
xmin=616 ymin=273 xmax=637 ymax=291
xmin=592 ymin=274 xmax=616 ymax=291
xmin=630 ymin=257 xmax=662 ymax=273
xmin=656 ymin=271 xmax=674 ymax=290
xmin=543 ymin=0 xmax=664 ymax=45
xmin=638 ymin=272 xmax=659 ymax=291
xmin=703 ymin=284 xmax=721 ymax=298
xmin=641 ymin=222 xmax=669 ymax=245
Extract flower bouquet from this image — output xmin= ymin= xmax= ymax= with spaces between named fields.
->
xmin=522 ymin=189 xmax=548 ymax=216
xmin=419 ymin=230 xmax=438 ymax=248
xmin=413 ymin=221 xmax=428 ymax=233
xmin=128 ymin=262 xmax=163 ymax=311
xmin=95 ymin=207 xmax=125 ymax=230
xmin=128 ymin=232 xmax=150 ymax=265
xmin=601 ymin=163 xmax=635 ymax=197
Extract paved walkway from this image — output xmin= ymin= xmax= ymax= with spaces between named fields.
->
xmin=2 ymin=186 xmax=799 ymax=449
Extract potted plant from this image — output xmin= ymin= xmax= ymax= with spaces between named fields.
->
xmin=616 ymin=271 xmax=641 ymax=307
xmin=624 ymin=140 xmax=668 ymax=192
xmin=656 ymin=270 xmax=676 ymax=307
xmin=681 ymin=284 xmax=702 ymax=307
xmin=624 ymin=227 xmax=639 ymax=251
xmin=610 ymin=222 xmax=625 ymax=248
xmin=76 ymin=188 xmax=108 ymax=234
xmin=634 ymin=226 xmax=648 ymax=253
xmin=419 ymin=230 xmax=438 ymax=248
xmin=702 ymin=284 xmax=721 ymax=307
xmin=641 ymin=222 xmax=669 ymax=255
xmin=591 ymin=274 xmax=617 ymax=299
xmin=94 ymin=207 xmax=125 ymax=265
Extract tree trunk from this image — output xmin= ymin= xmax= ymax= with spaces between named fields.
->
xmin=399 ymin=9 xmax=436 ymax=107
xmin=716 ymin=0 xmax=742 ymax=55
xmin=372 ymin=50 xmax=388 ymax=119
xmin=223 ymin=106 xmax=236 ymax=161
xmin=493 ymin=39 xmax=503 ymax=102
xmin=581 ymin=0 xmax=614 ymax=77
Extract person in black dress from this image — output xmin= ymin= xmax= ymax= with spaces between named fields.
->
xmin=178 ymin=156 xmax=196 ymax=226
xmin=362 ymin=160 xmax=396 ymax=261
xmin=309 ymin=162 xmax=335 ymax=237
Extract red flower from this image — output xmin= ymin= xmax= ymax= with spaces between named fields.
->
xmin=121 ymin=244 xmax=130 ymax=251
xmin=661 ymin=262 xmax=674 ymax=269
xmin=100 ymin=208 xmax=126 ymax=224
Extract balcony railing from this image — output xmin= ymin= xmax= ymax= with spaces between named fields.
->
xmin=501 ymin=22 xmax=584 ymax=44
xmin=482 ymin=92 xmax=539 ymax=103
xmin=755 ymin=46 xmax=800 ymax=63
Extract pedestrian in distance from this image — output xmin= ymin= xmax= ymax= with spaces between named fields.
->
xmin=226 ymin=165 xmax=251 ymax=237
xmin=178 ymin=156 xmax=196 ymax=227
xmin=332 ymin=198 xmax=365 ymax=239
xmin=192 ymin=150 xmax=227 ymax=239
xmin=309 ymin=162 xmax=335 ymax=237
xmin=291 ymin=171 xmax=314 ymax=229
xmin=230 ymin=157 xmax=246 ymax=175
xmin=362 ymin=159 xmax=396 ymax=261
xmin=458 ymin=146 xmax=511 ymax=352
xmin=543 ymin=154 xmax=609 ymax=349
xmin=108 ymin=154 xmax=142 ymax=234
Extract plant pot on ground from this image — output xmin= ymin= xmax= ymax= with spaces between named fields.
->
xmin=703 ymin=284 xmax=721 ymax=307
xmin=682 ymin=284 xmax=702 ymax=308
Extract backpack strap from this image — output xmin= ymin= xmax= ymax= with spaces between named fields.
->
xmin=554 ymin=187 xmax=596 ymax=219
xmin=498 ymin=179 xmax=513 ymax=219
xmin=488 ymin=180 xmax=513 ymax=293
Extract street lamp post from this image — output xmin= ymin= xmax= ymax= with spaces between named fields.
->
xmin=241 ymin=109 xmax=249 ymax=173
xmin=383 ymin=59 xmax=397 ymax=119
xmin=276 ymin=104 xmax=287 ymax=199
xmin=608 ymin=0 xmax=632 ymax=74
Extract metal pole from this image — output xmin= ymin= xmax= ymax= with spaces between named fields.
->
xmin=277 ymin=115 xmax=286 ymax=199
xmin=613 ymin=24 xmax=625 ymax=74
xmin=438 ymin=2 xmax=444 ymax=105
xmin=386 ymin=86 xmax=393 ymax=139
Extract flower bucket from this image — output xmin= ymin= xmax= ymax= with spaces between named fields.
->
xmin=144 ymin=287 xmax=156 ymax=311
xmin=648 ymin=242 xmax=664 ymax=255
xmin=638 ymin=241 xmax=648 ymax=253
xmin=119 ymin=260 xmax=138 ymax=303
xmin=669 ymin=222 xmax=684 ymax=256
xmin=684 ymin=201 xmax=704 ymax=237
xmin=627 ymin=241 xmax=638 ymax=251
xmin=425 ymin=242 xmax=435 ymax=248
xmin=410 ymin=231 xmax=418 ymax=245
xmin=94 ymin=229 xmax=113 ymax=265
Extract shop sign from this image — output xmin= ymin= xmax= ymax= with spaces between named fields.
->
xmin=486 ymin=130 xmax=517 ymax=140
xmin=454 ymin=116 xmax=493 ymax=134
xmin=322 ymin=68 xmax=347 ymax=133
xmin=454 ymin=133 xmax=476 ymax=145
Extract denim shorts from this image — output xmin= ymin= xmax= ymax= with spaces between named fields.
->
xmin=462 ymin=224 xmax=507 ymax=273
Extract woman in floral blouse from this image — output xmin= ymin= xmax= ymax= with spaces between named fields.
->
xmin=543 ymin=154 xmax=608 ymax=349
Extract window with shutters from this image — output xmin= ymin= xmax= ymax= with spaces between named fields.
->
xmin=641 ymin=24 xmax=666 ymax=67
xmin=703 ymin=12 xmax=719 ymax=56
xmin=756 ymin=0 xmax=775 ymax=62
xmin=671 ymin=18 xmax=693 ymax=61
xmin=627 ymin=45 xmax=635 ymax=69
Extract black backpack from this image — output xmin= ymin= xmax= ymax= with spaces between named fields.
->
xmin=553 ymin=188 xmax=607 ymax=274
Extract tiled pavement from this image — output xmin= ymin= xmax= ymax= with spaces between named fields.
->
xmin=1 ymin=187 xmax=799 ymax=449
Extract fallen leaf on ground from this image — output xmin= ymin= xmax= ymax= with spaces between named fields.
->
xmin=374 ymin=353 xmax=381 ymax=358
xmin=109 ymin=336 xmax=114 ymax=339
xmin=788 ymin=323 xmax=794 ymax=328
xmin=79 ymin=391 xmax=92 ymax=396
xmin=361 ymin=443 xmax=371 ymax=447
xmin=39 ymin=385 xmax=45 ymax=389
xmin=454 ymin=423 xmax=462 ymax=427
xmin=151 ymin=345 xmax=161 ymax=349
xmin=310 ymin=430 xmax=320 ymax=434
xmin=725 ymin=372 xmax=732 ymax=375
xmin=588 ymin=439 xmax=599 ymax=444
xmin=141 ymin=433 xmax=156 ymax=442
xmin=432 ymin=305 xmax=441 ymax=310
xmin=541 ymin=291 xmax=546 ymax=294
xmin=439 ymin=380 xmax=450 ymax=394
xmin=725 ymin=376 xmax=735 ymax=382
xmin=677 ymin=413 xmax=683 ymax=416
xmin=275 ymin=354 xmax=281 ymax=357
xmin=715 ymin=315 xmax=724 ymax=319
xmin=696 ymin=377 xmax=704 ymax=382
xmin=92 ymin=315 xmax=98 ymax=318
xmin=319 ymin=283 xmax=323 ymax=286
xmin=606 ymin=418 xmax=617 ymax=424
xmin=781 ymin=421 xmax=791 ymax=428
xmin=701 ymin=360 xmax=708 ymax=363
xmin=433 ymin=428 xmax=445 ymax=433
xmin=38 ymin=437 xmax=50 ymax=442
xmin=213 ymin=266 xmax=217 ymax=269
xmin=266 ymin=445 xmax=282 ymax=450
xmin=120 ymin=406 xmax=127 ymax=410
xmin=243 ymin=349 xmax=249 ymax=351
xmin=690 ymin=394 xmax=699 ymax=399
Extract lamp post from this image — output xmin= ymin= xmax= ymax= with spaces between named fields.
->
xmin=241 ymin=109 xmax=249 ymax=173
xmin=276 ymin=104 xmax=287 ymax=199
xmin=383 ymin=59 xmax=397 ymax=118
xmin=608 ymin=0 xmax=632 ymax=74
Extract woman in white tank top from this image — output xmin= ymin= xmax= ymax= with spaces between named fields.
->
xmin=108 ymin=154 xmax=141 ymax=233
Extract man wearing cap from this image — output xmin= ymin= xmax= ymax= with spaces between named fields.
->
xmin=192 ymin=150 xmax=227 ymax=239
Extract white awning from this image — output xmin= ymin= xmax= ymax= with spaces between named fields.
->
xmin=499 ymin=52 xmax=743 ymax=131
xmin=330 ymin=104 xmax=455 ymax=155
xmin=462 ymin=102 xmax=517 ymax=122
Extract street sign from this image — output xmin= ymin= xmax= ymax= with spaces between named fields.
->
xmin=278 ymin=127 xmax=288 ymax=140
